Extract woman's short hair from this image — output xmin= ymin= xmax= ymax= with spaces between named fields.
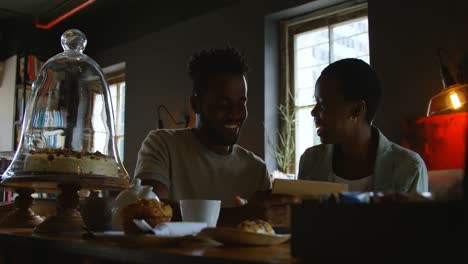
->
xmin=320 ymin=58 xmax=381 ymax=123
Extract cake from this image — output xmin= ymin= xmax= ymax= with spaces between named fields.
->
xmin=23 ymin=148 xmax=119 ymax=176
xmin=120 ymin=199 xmax=173 ymax=235
xmin=237 ymin=219 xmax=275 ymax=235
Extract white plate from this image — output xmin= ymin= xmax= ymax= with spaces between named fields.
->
xmin=86 ymin=232 xmax=221 ymax=247
xmin=198 ymin=227 xmax=290 ymax=246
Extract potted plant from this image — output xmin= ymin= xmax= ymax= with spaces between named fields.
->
xmin=269 ymin=91 xmax=296 ymax=179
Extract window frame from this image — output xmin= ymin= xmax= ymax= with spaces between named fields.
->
xmin=109 ymin=81 xmax=125 ymax=160
xmin=106 ymin=70 xmax=126 ymax=161
xmin=279 ymin=4 xmax=368 ymax=174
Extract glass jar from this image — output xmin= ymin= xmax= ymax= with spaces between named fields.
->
xmin=2 ymin=29 xmax=129 ymax=189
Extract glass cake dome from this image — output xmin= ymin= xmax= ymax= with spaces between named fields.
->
xmin=2 ymin=29 xmax=129 ymax=189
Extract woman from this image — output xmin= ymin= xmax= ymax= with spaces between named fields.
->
xmin=298 ymin=58 xmax=428 ymax=193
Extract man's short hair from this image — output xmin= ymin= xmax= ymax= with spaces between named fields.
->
xmin=188 ymin=46 xmax=249 ymax=96
xmin=320 ymin=58 xmax=381 ymax=123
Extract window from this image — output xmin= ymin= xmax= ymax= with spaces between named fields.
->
xmin=109 ymin=81 xmax=125 ymax=161
xmin=91 ymin=64 xmax=126 ymax=161
xmin=283 ymin=4 xmax=369 ymax=174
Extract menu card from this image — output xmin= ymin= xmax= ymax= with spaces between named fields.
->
xmin=272 ymin=178 xmax=348 ymax=198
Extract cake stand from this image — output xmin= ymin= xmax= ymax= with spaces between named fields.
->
xmin=0 ymin=187 xmax=44 ymax=228
xmin=2 ymin=174 xmax=129 ymax=233
xmin=0 ymin=152 xmax=44 ymax=228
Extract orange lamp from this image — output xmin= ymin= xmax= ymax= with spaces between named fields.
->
xmin=427 ymin=49 xmax=468 ymax=116
xmin=427 ymin=83 xmax=468 ymax=116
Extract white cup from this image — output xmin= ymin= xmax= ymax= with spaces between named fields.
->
xmin=179 ymin=199 xmax=221 ymax=227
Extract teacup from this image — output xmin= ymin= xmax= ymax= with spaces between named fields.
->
xmin=179 ymin=199 xmax=221 ymax=227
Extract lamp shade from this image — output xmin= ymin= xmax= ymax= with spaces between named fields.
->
xmin=427 ymin=83 xmax=468 ymax=116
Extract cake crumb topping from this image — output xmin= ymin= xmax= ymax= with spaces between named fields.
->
xmin=29 ymin=148 xmax=108 ymax=159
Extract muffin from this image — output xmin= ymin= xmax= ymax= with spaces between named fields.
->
xmin=237 ymin=219 xmax=275 ymax=235
xmin=120 ymin=199 xmax=173 ymax=235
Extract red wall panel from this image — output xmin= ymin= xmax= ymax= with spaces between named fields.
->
xmin=402 ymin=113 xmax=468 ymax=170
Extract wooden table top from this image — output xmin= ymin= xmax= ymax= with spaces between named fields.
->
xmin=0 ymin=228 xmax=300 ymax=264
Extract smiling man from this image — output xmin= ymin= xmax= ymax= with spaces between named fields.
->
xmin=134 ymin=47 xmax=295 ymax=226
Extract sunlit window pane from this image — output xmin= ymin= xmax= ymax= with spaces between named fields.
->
xmin=359 ymin=55 xmax=370 ymax=64
xmin=93 ymin=132 xmax=107 ymax=153
xmin=295 ymin=107 xmax=316 ymax=174
xmin=92 ymin=94 xmax=106 ymax=133
xmin=296 ymin=88 xmax=315 ymax=107
xmin=296 ymin=48 xmax=314 ymax=68
xmin=332 ymin=18 xmax=368 ymax=39
xmin=296 ymin=28 xmax=328 ymax=49
xmin=92 ymin=80 xmax=125 ymax=161
xmin=297 ymin=67 xmax=313 ymax=89
xmin=295 ymin=44 xmax=329 ymax=69
xmin=295 ymin=65 xmax=327 ymax=106
xmin=331 ymin=17 xmax=369 ymax=62
xmin=292 ymin=15 xmax=369 ymax=174
xmin=118 ymin=83 xmax=126 ymax=136
xmin=332 ymin=33 xmax=369 ymax=61
xmin=109 ymin=84 xmax=118 ymax=117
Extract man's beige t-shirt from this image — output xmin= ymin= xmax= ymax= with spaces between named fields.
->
xmin=134 ymin=129 xmax=271 ymax=207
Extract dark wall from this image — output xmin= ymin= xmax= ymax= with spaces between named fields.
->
xmin=95 ymin=0 xmax=468 ymax=175
xmin=95 ymin=0 xmax=318 ymax=176
xmin=0 ymin=20 xmax=59 ymax=60
xmin=96 ymin=2 xmax=262 ymax=176
xmin=0 ymin=0 xmax=240 ymax=60
xmin=369 ymin=0 xmax=468 ymax=142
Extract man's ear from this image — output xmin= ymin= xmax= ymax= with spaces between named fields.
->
xmin=190 ymin=95 xmax=201 ymax=114
xmin=351 ymin=100 xmax=367 ymax=120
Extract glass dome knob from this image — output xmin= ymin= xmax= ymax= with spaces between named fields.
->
xmin=61 ymin=29 xmax=87 ymax=53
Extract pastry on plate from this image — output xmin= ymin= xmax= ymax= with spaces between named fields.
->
xmin=120 ymin=199 xmax=172 ymax=235
xmin=237 ymin=219 xmax=275 ymax=235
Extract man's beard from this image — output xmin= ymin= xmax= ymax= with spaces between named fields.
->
xmin=202 ymin=120 xmax=241 ymax=146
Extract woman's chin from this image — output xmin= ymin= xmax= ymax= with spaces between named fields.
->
xmin=318 ymin=134 xmax=333 ymax=144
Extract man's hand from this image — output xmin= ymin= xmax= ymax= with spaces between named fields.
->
xmin=239 ymin=190 xmax=301 ymax=227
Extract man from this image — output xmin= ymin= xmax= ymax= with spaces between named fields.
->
xmin=135 ymin=47 xmax=296 ymax=226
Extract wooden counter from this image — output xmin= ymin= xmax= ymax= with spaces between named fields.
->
xmin=0 ymin=229 xmax=299 ymax=264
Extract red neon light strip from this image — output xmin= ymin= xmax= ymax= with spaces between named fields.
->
xmin=35 ymin=0 xmax=96 ymax=29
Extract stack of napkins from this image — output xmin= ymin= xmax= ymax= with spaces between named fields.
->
xmin=151 ymin=222 xmax=207 ymax=237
